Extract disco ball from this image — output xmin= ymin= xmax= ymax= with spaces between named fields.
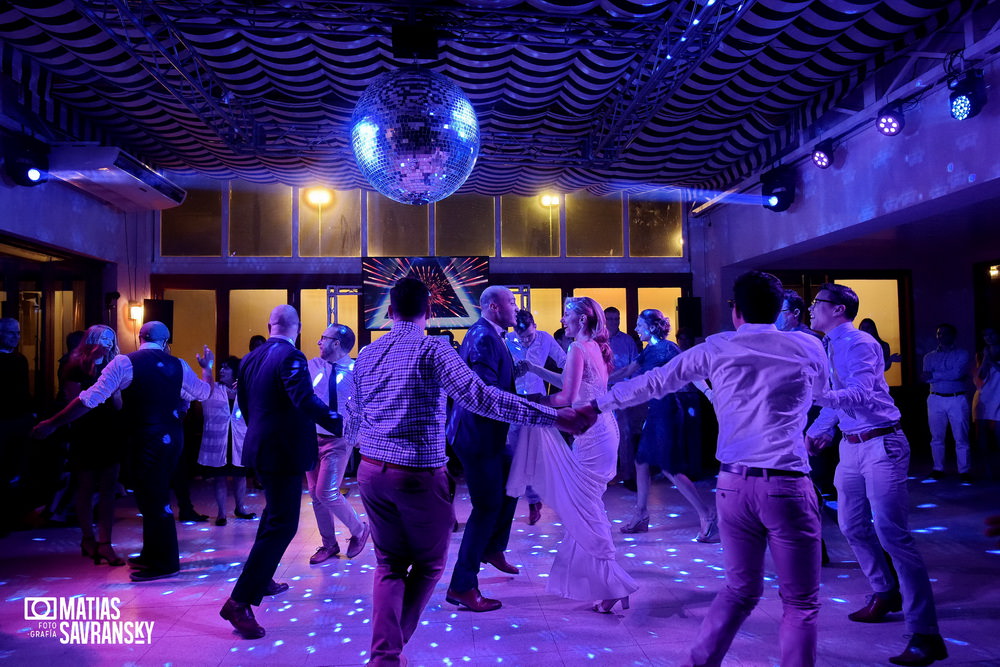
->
xmin=351 ymin=69 xmax=480 ymax=205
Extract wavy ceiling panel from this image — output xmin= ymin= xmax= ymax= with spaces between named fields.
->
xmin=0 ymin=0 xmax=977 ymax=194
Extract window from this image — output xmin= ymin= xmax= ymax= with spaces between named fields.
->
xmin=501 ymin=195 xmax=559 ymax=257
xmin=629 ymin=196 xmax=683 ymax=257
xmin=435 ymin=194 xmax=495 ymax=256
xmin=298 ymin=189 xmax=362 ymax=257
xmin=566 ymin=191 xmax=623 ymax=257
xmin=163 ymin=289 xmax=217 ymax=368
xmin=230 ymin=182 xmax=292 ymax=257
xmin=228 ymin=289 xmax=286 ymax=354
xmin=367 ymin=193 xmax=429 ymax=256
xmin=161 ymin=180 xmax=223 ymax=256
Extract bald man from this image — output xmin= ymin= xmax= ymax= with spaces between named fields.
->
xmin=33 ymin=321 xmax=215 ymax=582
xmin=220 ymin=305 xmax=343 ymax=640
xmin=444 ymin=285 xmax=521 ymax=612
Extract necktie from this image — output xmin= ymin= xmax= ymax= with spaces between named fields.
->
xmin=823 ymin=336 xmax=835 ymax=389
xmin=328 ymin=363 xmax=338 ymax=413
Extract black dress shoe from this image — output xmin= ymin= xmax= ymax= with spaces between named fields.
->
xmin=889 ymin=633 xmax=948 ymax=666
xmin=265 ymin=580 xmax=289 ymax=596
xmin=129 ymin=568 xmax=179 ymax=582
xmin=127 ymin=556 xmax=150 ymax=570
xmin=234 ymin=509 xmax=257 ymax=520
xmin=848 ymin=591 xmax=903 ymax=622
xmin=220 ymin=598 xmax=265 ymax=639
xmin=445 ymin=587 xmax=502 ymax=612
xmin=482 ymin=552 xmax=519 ymax=575
xmin=178 ymin=511 xmax=210 ymax=522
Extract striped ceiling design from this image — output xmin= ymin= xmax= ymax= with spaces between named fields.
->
xmin=0 ymin=0 xmax=977 ymax=196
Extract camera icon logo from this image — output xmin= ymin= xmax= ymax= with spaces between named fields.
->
xmin=24 ymin=597 xmax=57 ymax=621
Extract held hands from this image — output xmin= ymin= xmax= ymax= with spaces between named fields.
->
xmin=514 ymin=359 xmax=530 ymax=379
xmin=805 ymin=433 xmax=833 ymax=455
xmin=554 ymin=405 xmax=598 ymax=435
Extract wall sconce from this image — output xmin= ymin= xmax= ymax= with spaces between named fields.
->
xmin=129 ymin=301 xmax=144 ymax=322
xmin=303 ymin=187 xmax=334 ymax=207
xmin=990 ymin=265 xmax=999 ymax=280
xmin=539 ymin=194 xmax=560 ymax=207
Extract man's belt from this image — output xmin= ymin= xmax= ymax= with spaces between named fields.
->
xmin=360 ymin=454 xmax=440 ymax=472
xmin=843 ymin=424 xmax=901 ymax=444
xmin=930 ymin=391 xmax=966 ymax=397
xmin=719 ymin=463 xmax=806 ymax=478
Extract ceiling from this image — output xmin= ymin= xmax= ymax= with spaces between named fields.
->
xmin=0 ymin=0 xmax=982 ymax=196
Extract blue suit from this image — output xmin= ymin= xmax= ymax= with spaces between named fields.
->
xmin=232 ymin=337 xmax=341 ymax=605
xmin=447 ymin=317 xmax=517 ymax=593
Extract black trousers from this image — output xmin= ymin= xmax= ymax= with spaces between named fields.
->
xmin=231 ymin=470 xmax=302 ymax=606
xmin=133 ymin=435 xmax=183 ymax=571
xmin=449 ymin=446 xmax=517 ymax=593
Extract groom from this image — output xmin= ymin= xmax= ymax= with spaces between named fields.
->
xmin=445 ymin=285 xmax=521 ymax=612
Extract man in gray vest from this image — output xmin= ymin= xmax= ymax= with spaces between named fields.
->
xmin=33 ymin=321 xmax=214 ymax=582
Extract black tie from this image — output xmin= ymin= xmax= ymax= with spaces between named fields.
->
xmin=328 ymin=363 xmax=338 ymax=413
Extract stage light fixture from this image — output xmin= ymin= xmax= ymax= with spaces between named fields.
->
xmin=2 ymin=135 xmax=49 ymax=187
xmin=876 ymin=102 xmax=904 ymax=136
xmin=761 ymin=166 xmax=796 ymax=212
xmin=948 ymin=69 xmax=986 ymax=121
xmin=811 ymin=139 xmax=835 ymax=169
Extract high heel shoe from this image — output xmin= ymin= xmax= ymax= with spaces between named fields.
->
xmin=593 ymin=596 xmax=630 ymax=613
xmin=80 ymin=536 xmax=97 ymax=559
xmin=620 ymin=512 xmax=649 ymax=534
xmin=94 ymin=542 xmax=125 ymax=566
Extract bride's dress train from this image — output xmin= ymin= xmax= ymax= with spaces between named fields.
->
xmin=507 ymin=352 xmax=638 ymax=601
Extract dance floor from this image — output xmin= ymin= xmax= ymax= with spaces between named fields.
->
xmin=2 ymin=471 xmax=998 ymax=666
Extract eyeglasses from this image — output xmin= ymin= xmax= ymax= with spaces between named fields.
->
xmin=811 ymin=298 xmax=838 ymax=307
xmin=320 ymin=336 xmax=339 ymax=343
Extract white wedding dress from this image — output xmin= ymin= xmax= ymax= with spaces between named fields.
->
xmin=507 ymin=344 xmax=639 ymax=601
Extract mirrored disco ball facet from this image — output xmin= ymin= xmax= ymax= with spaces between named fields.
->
xmin=351 ymin=69 xmax=480 ymax=205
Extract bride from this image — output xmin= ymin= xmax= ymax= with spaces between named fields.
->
xmin=507 ymin=296 xmax=639 ymax=613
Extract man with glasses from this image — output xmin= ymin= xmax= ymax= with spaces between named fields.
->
xmin=578 ymin=271 xmax=829 ymax=667
xmin=776 ymin=290 xmax=821 ymax=338
xmin=806 ymin=284 xmax=945 ymax=666
xmin=306 ymin=323 xmax=369 ymax=564
xmin=33 ymin=321 xmax=215 ymax=582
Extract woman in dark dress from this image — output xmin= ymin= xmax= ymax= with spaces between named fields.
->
xmin=63 ymin=324 xmax=124 ymax=565
xmin=614 ymin=310 xmax=717 ymax=542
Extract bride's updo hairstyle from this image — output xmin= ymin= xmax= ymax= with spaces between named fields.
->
xmin=565 ymin=296 xmax=614 ymax=371
xmin=638 ymin=309 xmax=671 ymax=341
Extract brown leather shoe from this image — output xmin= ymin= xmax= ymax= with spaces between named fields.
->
xmin=528 ymin=502 xmax=542 ymax=525
xmin=848 ymin=592 xmax=903 ymax=622
xmin=445 ymin=587 xmax=502 ymax=612
xmin=482 ymin=552 xmax=519 ymax=575
xmin=889 ymin=633 xmax=948 ymax=666
xmin=220 ymin=598 xmax=265 ymax=639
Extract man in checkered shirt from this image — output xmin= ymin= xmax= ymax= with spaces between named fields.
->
xmin=347 ymin=277 xmax=581 ymax=667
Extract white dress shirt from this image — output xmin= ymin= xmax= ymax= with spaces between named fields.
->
xmin=78 ymin=342 xmax=211 ymax=408
xmin=599 ymin=323 xmax=828 ymax=473
xmin=808 ymin=322 xmax=900 ymax=437
xmin=505 ymin=330 xmax=567 ymax=395
xmin=923 ymin=345 xmax=973 ymax=394
xmin=307 ymin=355 xmax=355 ymax=437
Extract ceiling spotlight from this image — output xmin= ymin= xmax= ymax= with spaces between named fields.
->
xmin=761 ymin=166 xmax=796 ymax=212
xmin=949 ymin=69 xmax=986 ymax=121
xmin=876 ymin=102 xmax=905 ymax=136
xmin=2 ymin=135 xmax=49 ymax=187
xmin=811 ymin=139 xmax=835 ymax=169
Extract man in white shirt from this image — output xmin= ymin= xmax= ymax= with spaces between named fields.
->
xmin=922 ymin=323 xmax=973 ymax=481
xmin=505 ymin=309 xmax=566 ymax=524
xmin=33 ymin=321 xmax=214 ymax=582
xmin=580 ymin=271 xmax=828 ymax=667
xmin=306 ymin=323 xmax=369 ymax=564
xmin=807 ymin=283 xmax=945 ymax=667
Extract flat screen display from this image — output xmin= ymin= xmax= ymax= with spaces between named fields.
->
xmin=362 ymin=256 xmax=489 ymax=330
